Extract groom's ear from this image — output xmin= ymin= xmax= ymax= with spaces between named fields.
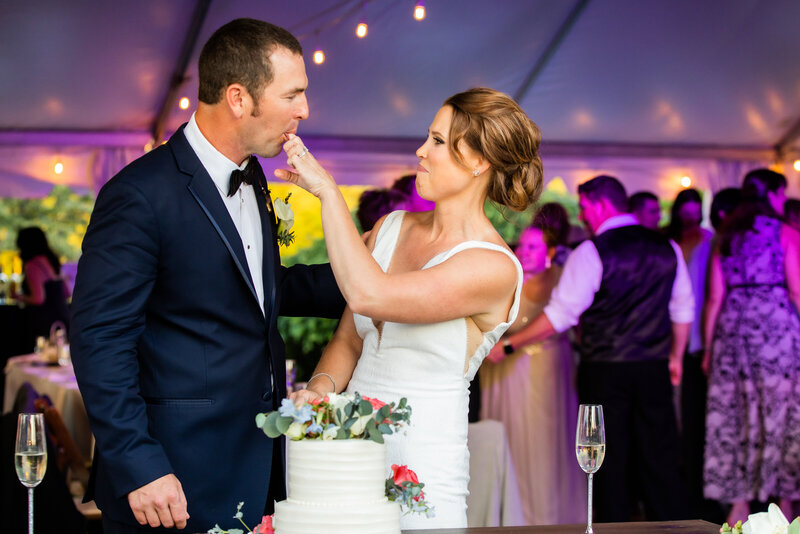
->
xmin=225 ymin=83 xmax=248 ymax=119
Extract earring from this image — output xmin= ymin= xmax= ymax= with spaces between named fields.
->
xmin=472 ymin=169 xmax=479 ymax=176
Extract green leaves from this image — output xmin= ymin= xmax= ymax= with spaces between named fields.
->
xmin=257 ymin=411 xmax=293 ymax=438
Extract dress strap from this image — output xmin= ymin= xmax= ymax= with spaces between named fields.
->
xmin=371 ymin=210 xmax=406 ymax=272
xmin=424 ymin=241 xmax=523 ymax=326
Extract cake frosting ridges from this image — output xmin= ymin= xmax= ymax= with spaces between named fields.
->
xmin=274 ymin=439 xmax=401 ymax=534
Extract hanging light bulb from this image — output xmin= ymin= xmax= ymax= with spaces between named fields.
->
xmin=54 ymin=161 xmax=64 ymax=175
xmin=313 ymin=49 xmax=325 ymax=64
xmin=356 ymin=21 xmax=368 ymax=38
xmin=414 ymin=1 xmax=426 ymax=21
xmin=794 ymin=159 xmax=800 ymax=172
xmin=680 ymin=175 xmax=692 ymax=188
xmin=178 ymin=97 xmax=190 ymax=110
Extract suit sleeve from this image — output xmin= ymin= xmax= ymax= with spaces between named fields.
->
xmin=278 ymin=263 xmax=345 ymax=319
xmin=70 ymin=179 xmax=173 ymax=499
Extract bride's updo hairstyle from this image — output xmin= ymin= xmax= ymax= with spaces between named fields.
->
xmin=444 ymin=87 xmax=543 ymax=211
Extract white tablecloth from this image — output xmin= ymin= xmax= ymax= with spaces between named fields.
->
xmin=466 ymin=419 xmax=525 ymax=527
xmin=3 ymin=353 xmax=93 ymax=462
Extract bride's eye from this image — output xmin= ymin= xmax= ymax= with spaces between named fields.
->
xmin=433 ymin=136 xmax=444 ymax=145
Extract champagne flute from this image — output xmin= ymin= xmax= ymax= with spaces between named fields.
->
xmin=576 ymin=404 xmax=605 ymax=534
xmin=15 ymin=413 xmax=47 ymax=534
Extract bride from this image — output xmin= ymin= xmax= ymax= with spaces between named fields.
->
xmin=278 ymin=87 xmax=542 ymax=529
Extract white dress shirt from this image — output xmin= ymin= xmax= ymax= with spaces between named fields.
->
xmin=544 ymin=213 xmax=694 ymax=333
xmin=183 ymin=113 xmax=265 ymax=315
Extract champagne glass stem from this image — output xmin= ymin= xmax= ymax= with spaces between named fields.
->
xmin=28 ymin=487 xmax=34 ymax=534
xmin=586 ymin=472 xmax=593 ymax=534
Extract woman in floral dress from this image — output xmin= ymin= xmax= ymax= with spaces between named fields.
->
xmin=702 ymin=168 xmax=800 ymax=524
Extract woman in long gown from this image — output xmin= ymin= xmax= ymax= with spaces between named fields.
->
xmin=480 ymin=214 xmax=585 ymax=525
xmin=702 ymin=169 xmax=800 ymax=525
xmin=280 ymin=87 xmax=543 ymax=529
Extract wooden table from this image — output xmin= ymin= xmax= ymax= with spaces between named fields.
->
xmin=407 ymin=520 xmax=720 ymax=533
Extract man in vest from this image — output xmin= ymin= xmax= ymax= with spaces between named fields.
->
xmin=490 ymin=175 xmax=693 ymax=521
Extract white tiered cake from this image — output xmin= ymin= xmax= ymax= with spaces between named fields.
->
xmin=273 ymin=439 xmax=401 ymax=534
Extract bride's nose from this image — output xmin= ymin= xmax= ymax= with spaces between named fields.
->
xmin=415 ymin=144 xmax=426 ymax=159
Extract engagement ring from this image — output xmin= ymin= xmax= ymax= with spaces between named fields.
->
xmin=298 ymin=147 xmax=308 ymax=158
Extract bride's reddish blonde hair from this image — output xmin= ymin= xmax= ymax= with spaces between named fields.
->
xmin=444 ymin=87 xmax=543 ymax=211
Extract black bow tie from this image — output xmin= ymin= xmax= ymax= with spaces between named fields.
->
xmin=228 ymin=156 xmax=258 ymax=196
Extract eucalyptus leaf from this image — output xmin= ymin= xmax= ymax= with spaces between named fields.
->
xmin=336 ymin=428 xmax=348 ymax=439
xmin=344 ymin=403 xmax=354 ymax=417
xmin=262 ymin=412 xmax=282 ymax=438
xmin=275 ymin=415 xmax=293 ymax=434
xmin=255 ymin=412 xmax=267 ymax=429
xmin=358 ymin=400 xmax=373 ymax=416
xmin=378 ymin=423 xmax=392 ymax=434
xmin=343 ymin=417 xmax=357 ymax=430
xmin=378 ymin=405 xmax=391 ymax=420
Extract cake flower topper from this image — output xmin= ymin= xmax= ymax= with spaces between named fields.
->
xmin=207 ymin=502 xmax=273 ymax=534
xmin=386 ymin=464 xmax=436 ymax=518
xmin=255 ymin=391 xmax=411 ymax=444
xmin=720 ymin=503 xmax=800 ymax=534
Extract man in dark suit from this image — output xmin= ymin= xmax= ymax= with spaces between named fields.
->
xmin=70 ymin=19 xmax=344 ymax=533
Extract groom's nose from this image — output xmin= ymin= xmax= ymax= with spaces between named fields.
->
xmin=295 ymin=94 xmax=309 ymax=120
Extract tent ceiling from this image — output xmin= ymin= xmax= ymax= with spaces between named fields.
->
xmin=1 ymin=0 xmax=800 ymax=157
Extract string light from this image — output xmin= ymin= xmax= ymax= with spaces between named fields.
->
xmin=794 ymin=159 xmax=800 ymax=172
xmin=54 ymin=161 xmax=64 ymax=175
xmin=313 ymin=49 xmax=326 ymax=64
xmin=414 ymin=1 xmax=426 ymax=20
xmin=178 ymin=97 xmax=190 ymax=110
xmin=680 ymin=175 xmax=692 ymax=188
xmin=356 ymin=21 xmax=368 ymax=38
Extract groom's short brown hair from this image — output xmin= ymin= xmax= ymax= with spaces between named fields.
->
xmin=198 ymin=18 xmax=302 ymax=105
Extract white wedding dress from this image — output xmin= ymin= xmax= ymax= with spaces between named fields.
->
xmin=347 ymin=211 xmax=522 ymax=530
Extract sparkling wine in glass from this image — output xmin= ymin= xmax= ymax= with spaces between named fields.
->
xmin=15 ymin=413 xmax=47 ymax=534
xmin=576 ymin=404 xmax=605 ymax=534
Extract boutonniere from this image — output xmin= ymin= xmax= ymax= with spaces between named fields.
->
xmin=273 ymin=193 xmax=295 ymax=247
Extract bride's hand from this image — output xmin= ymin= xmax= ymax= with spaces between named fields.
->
xmin=273 ymin=134 xmax=336 ymax=198
xmin=288 ymin=388 xmax=323 ymax=406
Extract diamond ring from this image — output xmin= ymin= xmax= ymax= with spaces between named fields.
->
xmin=298 ymin=147 xmax=309 ymax=158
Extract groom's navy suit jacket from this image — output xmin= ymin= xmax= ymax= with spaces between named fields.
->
xmin=70 ymin=125 xmax=344 ymax=531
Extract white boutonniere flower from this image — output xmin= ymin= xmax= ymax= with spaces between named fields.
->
xmin=273 ymin=193 xmax=295 ymax=247
xmin=722 ymin=503 xmax=800 ymax=534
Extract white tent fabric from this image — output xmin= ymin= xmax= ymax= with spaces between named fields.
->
xmin=1 ymin=0 xmax=798 ymax=197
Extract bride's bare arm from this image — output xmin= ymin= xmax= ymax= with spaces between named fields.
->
xmin=275 ymin=136 xmax=517 ymax=327
xmin=289 ymin=307 xmax=363 ymax=404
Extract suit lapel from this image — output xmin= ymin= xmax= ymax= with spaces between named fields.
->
xmin=170 ymin=127 xmax=261 ymax=307
xmin=252 ymin=160 xmax=279 ymax=325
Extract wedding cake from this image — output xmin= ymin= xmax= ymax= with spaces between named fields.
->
xmin=273 ymin=439 xmax=401 ymax=534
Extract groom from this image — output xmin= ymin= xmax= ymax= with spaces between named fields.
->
xmin=70 ymin=19 xmax=344 ymax=533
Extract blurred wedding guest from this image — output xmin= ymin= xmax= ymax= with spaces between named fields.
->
xmin=14 ymin=226 xmax=71 ymax=348
xmin=629 ymin=190 xmax=661 ymax=230
xmin=702 ymin=169 xmax=800 ymax=525
xmin=534 ymin=202 xmax=572 ymax=267
xmin=666 ymin=189 xmax=714 ymax=519
xmin=489 ymin=175 xmax=693 ymax=522
xmin=784 ymin=198 xmax=800 ymax=230
xmin=481 ymin=214 xmax=584 ymax=525
xmin=356 ymin=187 xmax=407 ymax=233
xmin=709 ymin=188 xmax=741 ymax=232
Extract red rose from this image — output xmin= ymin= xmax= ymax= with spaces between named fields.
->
xmin=364 ymin=396 xmax=387 ymax=411
xmin=253 ymin=515 xmax=274 ymax=534
xmin=391 ymin=464 xmax=419 ymax=485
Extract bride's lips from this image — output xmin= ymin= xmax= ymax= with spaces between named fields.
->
xmin=416 ymin=165 xmax=428 ymax=173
